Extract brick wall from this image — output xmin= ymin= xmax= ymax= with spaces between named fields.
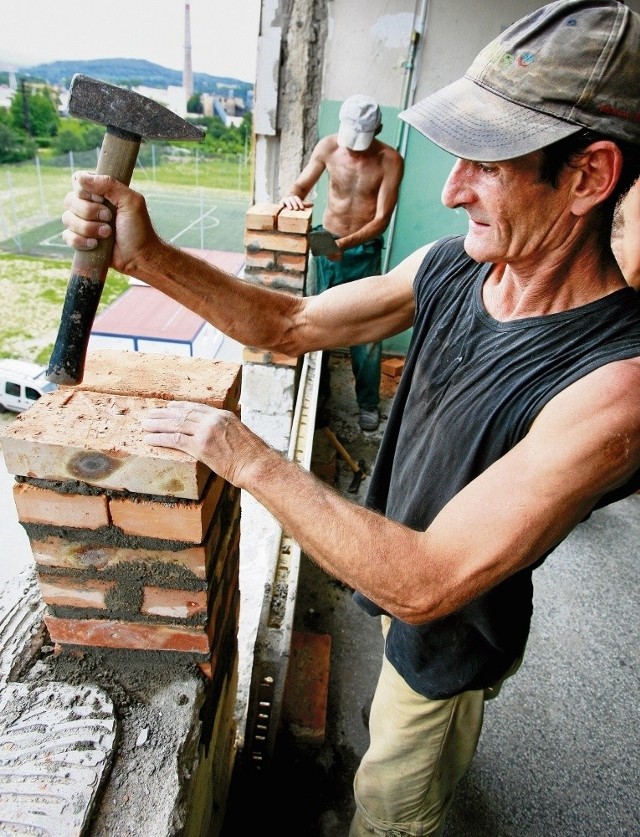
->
xmin=1 ymin=350 xmax=241 ymax=683
xmin=242 ymin=202 xmax=312 ymax=368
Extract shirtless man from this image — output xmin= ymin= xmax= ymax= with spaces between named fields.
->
xmin=281 ymin=94 xmax=404 ymax=430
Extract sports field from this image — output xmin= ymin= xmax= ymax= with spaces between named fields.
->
xmin=0 ymin=148 xmax=253 ymax=259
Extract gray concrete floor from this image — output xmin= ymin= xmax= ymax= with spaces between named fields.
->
xmin=224 ymin=351 xmax=640 ymax=837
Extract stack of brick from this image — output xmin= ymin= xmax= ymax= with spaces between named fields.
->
xmin=242 ymin=202 xmax=312 ymax=368
xmin=0 ymin=350 xmax=242 ymax=778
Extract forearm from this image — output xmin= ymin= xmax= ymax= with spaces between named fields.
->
xmin=129 ymin=239 xmax=304 ymax=352
xmin=336 ymin=216 xmax=389 ymax=251
xmin=241 ymin=444 xmax=431 ymax=620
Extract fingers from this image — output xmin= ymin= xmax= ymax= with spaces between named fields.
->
xmin=143 ymin=402 xmax=208 ymax=436
xmin=62 ymin=174 xmax=114 ymax=250
xmin=280 ymin=195 xmax=311 ymax=211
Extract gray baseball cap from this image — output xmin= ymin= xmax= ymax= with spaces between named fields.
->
xmin=399 ymin=0 xmax=640 ymax=161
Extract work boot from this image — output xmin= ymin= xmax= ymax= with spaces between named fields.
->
xmin=358 ymin=408 xmax=379 ymax=431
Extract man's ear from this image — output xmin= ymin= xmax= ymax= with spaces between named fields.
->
xmin=570 ymin=140 xmax=622 ymax=216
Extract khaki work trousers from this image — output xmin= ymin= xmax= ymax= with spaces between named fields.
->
xmin=350 ymin=617 xmax=520 ymax=837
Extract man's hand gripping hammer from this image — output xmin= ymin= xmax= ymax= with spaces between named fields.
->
xmin=46 ymin=74 xmax=204 ymax=385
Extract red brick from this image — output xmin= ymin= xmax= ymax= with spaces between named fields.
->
xmin=29 ymin=533 xmax=220 ymax=580
xmin=141 ymin=586 xmax=208 ymax=619
xmin=242 ymin=347 xmax=299 ymax=367
xmin=242 ymin=270 xmax=305 ymax=295
xmin=277 ymin=252 xmax=308 ymax=271
xmin=282 ymin=632 xmax=332 ymax=742
xmin=109 ymin=475 xmax=224 ymax=542
xmin=381 ymin=357 xmax=405 ymax=378
xmin=38 ymin=575 xmax=116 ymax=609
xmin=13 ymin=483 xmax=110 ymax=529
xmin=44 ymin=614 xmax=211 ymax=654
xmin=244 ymin=229 xmax=308 ymax=255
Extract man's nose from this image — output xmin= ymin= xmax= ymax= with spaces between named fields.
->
xmin=441 ymin=159 xmax=472 ymax=209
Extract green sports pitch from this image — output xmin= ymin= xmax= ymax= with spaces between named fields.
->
xmin=0 ymin=185 xmax=251 ymax=259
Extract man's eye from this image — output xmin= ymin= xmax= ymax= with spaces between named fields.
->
xmin=476 ymin=162 xmax=497 ymax=173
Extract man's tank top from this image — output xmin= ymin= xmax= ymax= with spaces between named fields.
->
xmin=354 ymin=235 xmax=640 ymax=699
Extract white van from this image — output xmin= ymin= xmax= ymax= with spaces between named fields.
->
xmin=0 ymin=359 xmax=58 ymax=413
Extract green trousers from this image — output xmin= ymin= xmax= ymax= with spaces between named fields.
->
xmin=314 ymin=229 xmax=384 ymax=411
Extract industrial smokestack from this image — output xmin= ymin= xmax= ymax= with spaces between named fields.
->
xmin=183 ymin=2 xmax=194 ymax=100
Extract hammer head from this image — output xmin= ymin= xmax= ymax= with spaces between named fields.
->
xmin=68 ymin=74 xmax=205 ymax=141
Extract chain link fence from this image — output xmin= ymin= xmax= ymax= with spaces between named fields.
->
xmin=0 ymin=145 xmax=253 ymax=255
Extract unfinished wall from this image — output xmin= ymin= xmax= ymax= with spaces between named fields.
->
xmin=0 ymin=351 xmax=242 ymax=836
xmin=234 ymin=202 xmax=312 ymax=752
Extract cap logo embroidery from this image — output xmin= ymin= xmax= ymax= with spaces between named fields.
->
xmin=517 ymin=52 xmax=536 ymax=67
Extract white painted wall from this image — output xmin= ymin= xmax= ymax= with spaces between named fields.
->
xmin=323 ymin=0 xmax=640 ymax=114
xmin=322 ymin=0 xmax=416 ymax=107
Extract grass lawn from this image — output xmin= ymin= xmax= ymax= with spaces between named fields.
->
xmin=0 ymin=253 xmax=130 ymax=366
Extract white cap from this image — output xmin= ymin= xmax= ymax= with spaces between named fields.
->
xmin=337 ymin=95 xmax=382 ymax=151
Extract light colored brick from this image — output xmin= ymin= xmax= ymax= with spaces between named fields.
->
xmin=67 ymin=350 xmax=242 ymax=411
xmin=245 ymin=203 xmax=280 ymax=231
xmin=1 ymin=389 xmax=210 ymax=500
xmin=277 ymin=207 xmax=313 ymax=234
xmin=244 ymin=250 xmax=276 ymax=270
xmin=242 ymin=348 xmax=299 ymax=367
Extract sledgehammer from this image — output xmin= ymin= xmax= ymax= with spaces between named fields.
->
xmin=46 ymin=74 xmax=204 ymax=385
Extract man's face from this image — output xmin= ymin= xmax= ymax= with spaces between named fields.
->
xmin=441 ymin=151 xmax=575 ymax=265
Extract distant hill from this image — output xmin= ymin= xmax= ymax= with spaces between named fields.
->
xmin=20 ymin=58 xmax=253 ymax=102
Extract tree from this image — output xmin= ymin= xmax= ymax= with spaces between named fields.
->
xmin=187 ymin=93 xmax=203 ymax=114
xmin=10 ymin=83 xmax=60 ymax=138
xmin=0 ymin=111 xmax=37 ymax=162
xmin=53 ymin=118 xmax=104 ymax=154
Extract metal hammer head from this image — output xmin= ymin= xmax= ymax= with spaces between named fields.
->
xmin=68 ymin=74 xmax=205 ymax=141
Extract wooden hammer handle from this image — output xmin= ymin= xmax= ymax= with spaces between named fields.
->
xmin=46 ymin=130 xmax=141 ymax=385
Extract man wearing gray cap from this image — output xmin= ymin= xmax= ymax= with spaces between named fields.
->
xmin=62 ymin=0 xmax=640 ymax=833
xmin=280 ymin=94 xmax=405 ymax=432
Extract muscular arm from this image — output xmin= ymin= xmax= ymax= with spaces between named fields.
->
xmin=279 ymin=137 xmax=332 ymax=210
xmin=144 ymin=358 xmax=640 ymax=624
xmin=62 ymin=172 xmax=420 ymax=354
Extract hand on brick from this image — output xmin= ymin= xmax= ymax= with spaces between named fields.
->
xmin=62 ymin=171 xmax=162 ymax=276
xmin=279 ymin=195 xmax=313 ymax=211
xmin=142 ymin=401 xmax=268 ymax=487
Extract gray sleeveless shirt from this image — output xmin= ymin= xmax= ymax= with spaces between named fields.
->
xmin=354 ymin=235 xmax=640 ymax=698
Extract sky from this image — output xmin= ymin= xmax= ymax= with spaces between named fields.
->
xmin=0 ymin=0 xmax=262 ymax=83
